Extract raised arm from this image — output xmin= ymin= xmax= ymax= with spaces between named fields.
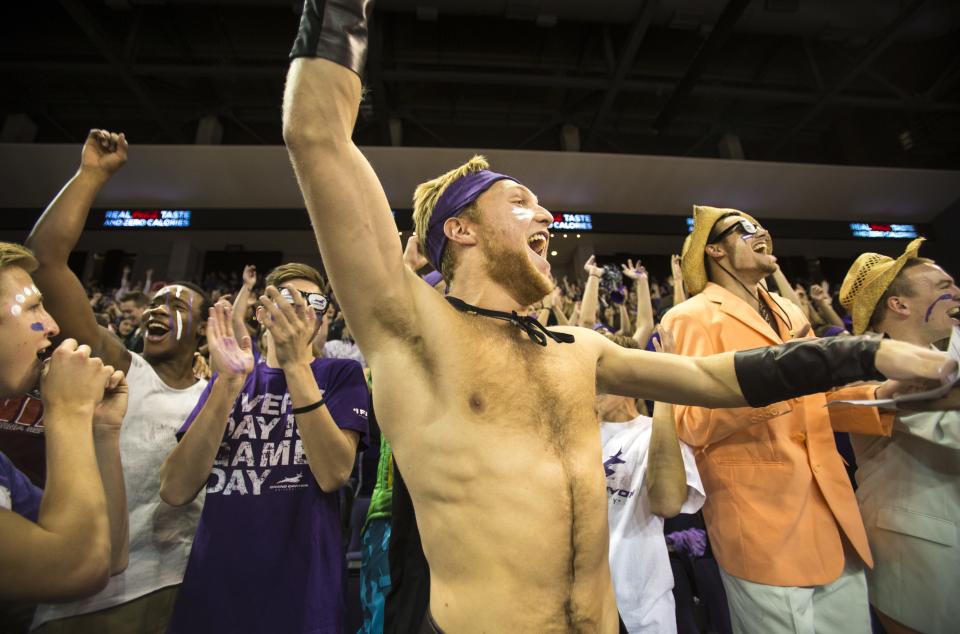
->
xmin=577 ymin=256 xmax=603 ymax=328
xmin=231 ymin=265 xmax=258 ymax=343
xmin=25 ymin=130 xmax=131 ymax=373
xmin=809 ymin=283 xmax=846 ymax=329
xmin=282 ymin=4 xmax=416 ymax=352
xmin=670 ymin=254 xmax=686 ymax=306
xmin=621 ymin=259 xmax=653 ymax=346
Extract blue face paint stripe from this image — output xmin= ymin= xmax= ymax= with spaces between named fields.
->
xmin=30 ymin=322 xmax=43 ymax=331
xmin=924 ymin=293 xmax=954 ymax=322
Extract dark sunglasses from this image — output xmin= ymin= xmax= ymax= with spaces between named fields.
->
xmin=279 ymin=287 xmax=329 ymax=316
xmin=709 ymin=218 xmax=760 ymax=243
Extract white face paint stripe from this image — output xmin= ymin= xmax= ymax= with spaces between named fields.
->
xmin=176 ymin=311 xmax=183 ymax=341
xmin=175 ymin=286 xmax=183 ymax=299
xmin=10 ymin=305 xmax=21 ymax=316
xmin=14 ymin=294 xmax=25 ymax=304
xmin=23 ymin=287 xmax=33 ymax=296
xmin=31 ymin=285 xmax=39 ymax=295
xmin=511 ymin=207 xmax=536 ymax=221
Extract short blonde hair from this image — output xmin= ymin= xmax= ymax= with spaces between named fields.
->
xmin=0 ymin=242 xmax=38 ymax=274
xmin=412 ymin=155 xmax=490 ymax=282
xmin=265 ymin=262 xmax=325 ymax=290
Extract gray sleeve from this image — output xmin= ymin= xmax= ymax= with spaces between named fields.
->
xmin=894 ymin=409 xmax=960 ymax=450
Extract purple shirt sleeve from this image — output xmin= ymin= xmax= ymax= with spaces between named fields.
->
xmin=318 ymin=360 xmax=370 ymax=452
xmin=0 ymin=451 xmax=43 ymax=522
xmin=177 ymin=375 xmax=217 ymax=440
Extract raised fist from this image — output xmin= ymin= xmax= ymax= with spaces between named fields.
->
xmin=81 ymin=129 xmax=128 ymax=177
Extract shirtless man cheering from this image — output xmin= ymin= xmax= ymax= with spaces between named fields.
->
xmin=281 ymin=3 xmax=953 ymax=631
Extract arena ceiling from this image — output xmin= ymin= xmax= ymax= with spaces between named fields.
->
xmin=2 ymin=0 xmax=960 ymax=169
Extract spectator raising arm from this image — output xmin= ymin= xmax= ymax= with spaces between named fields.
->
xmin=25 ymin=130 xmax=132 ymax=375
xmin=621 ymin=259 xmax=654 ymax=346
xmin=809 ymin=283 xmax=846 ymax=329
xmin=231 ymin=264 xmax=258 ymax=343
xmin=671 ymin=254 xmax=686 ymax=306
xmin=577 ymin=255 xmax=603 ymax=329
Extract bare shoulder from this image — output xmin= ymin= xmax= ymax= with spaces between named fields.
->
xmin=554 ymin=325 xmax=610 ymax=361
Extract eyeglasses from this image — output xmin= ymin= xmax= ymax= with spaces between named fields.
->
xmin=709 ymin=218 xmax=760 ymax=243
xmin=279 ymin=287 xmax=329 ymax=316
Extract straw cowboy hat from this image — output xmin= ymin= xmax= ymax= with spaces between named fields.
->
xmin=681 ymin=205 xmax=765 ymax=296
xmin=839 ymin=237 xmax=925 ymax=335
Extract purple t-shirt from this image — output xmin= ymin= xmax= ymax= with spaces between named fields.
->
xmin=0 ymin=450 xmax=42 ymax=521
xmin=168 ymin=358 xmax=369 ymax=634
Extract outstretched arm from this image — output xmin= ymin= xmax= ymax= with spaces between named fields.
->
xmin=25 ymin=130 xmax=131 ymax=373
xmin=283 ymin=13 xmax=416 ymax=354
xmin=591 ymin=327 xmax=955 ymax=411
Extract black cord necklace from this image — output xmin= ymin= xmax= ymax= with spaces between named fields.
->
xmin=446 ymin=296 xmax=575 ymax=347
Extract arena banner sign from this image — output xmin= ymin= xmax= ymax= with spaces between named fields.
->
xmin=103 ymin=209 xmax=192 ymax=228
xmin=849 ymin=223 xmax=918 ymax=239
xmin=551 ymin=213 xmax=593 ymax=231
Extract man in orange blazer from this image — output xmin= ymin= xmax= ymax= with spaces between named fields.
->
xmin=662 ymin=206 xmax=898 ymax=633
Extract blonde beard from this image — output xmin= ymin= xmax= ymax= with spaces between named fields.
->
xmin=480 ymin=233 xmax=553 ymax=308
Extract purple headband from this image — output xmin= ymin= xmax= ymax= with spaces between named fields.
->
xmin=426 ymin=169 xmax=514 ymax=273
xmin=422 ymin=270 xmax=443 ymax=287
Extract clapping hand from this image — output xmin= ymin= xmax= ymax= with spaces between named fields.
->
xmin=207 ymin=302 xmax=254 ymax=384
xmin=258 ymin=286 xmax=317 ymax=369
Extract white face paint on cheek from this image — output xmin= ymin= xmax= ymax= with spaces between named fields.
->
xmin=23 ymin=287 xmax=33 ymax=296
xmin=176 ymin=311 xmax=183 ymax=341
xmin=511 ymin=207 xmax=536 ymax=222
xmin=10 ymin=304 xmax=21 ymax=316
xmin=31 ymin=285 xmax=39 ymax=295
xmin=14 ymin=294 xmax=24 ymax=303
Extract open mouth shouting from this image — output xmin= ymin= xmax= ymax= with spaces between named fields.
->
xmin=527 ymin=231 xmax=549 ymax=258
xmin=145 ymin=317 xmax=172 ymax=343
xmin=948 ymin=305 xmax=960 ymax=324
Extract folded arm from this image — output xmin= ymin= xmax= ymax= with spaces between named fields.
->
xmin=0 ymin=408 xmax=110 ymax=602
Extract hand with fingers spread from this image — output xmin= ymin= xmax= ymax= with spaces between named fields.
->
xmin=258 ymin=285 xmax=318 ymax=369
xmin=403 ymin=235 xmax=430 ymax=272
xmin=620 ymin=258 xmax=647 ymax=281
xmin=40 ymin=339 xmax=115 ymax=415
xmin=81 ymin=129 xmax=128 ymax=179
xmin=207 ymin=302 xmax=254 ymax=384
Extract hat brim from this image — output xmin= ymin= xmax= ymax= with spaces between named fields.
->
xmin=848 ymin=237 xmax=925 ymax=335
xmin=681 ymin=206 xmax=763 ymax=296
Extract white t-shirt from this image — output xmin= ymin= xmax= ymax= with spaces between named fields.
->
xmin=33 ymin=353 xmax=208 ymax=628
xmin=601 ymin=416 xmax=705 ymax=634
